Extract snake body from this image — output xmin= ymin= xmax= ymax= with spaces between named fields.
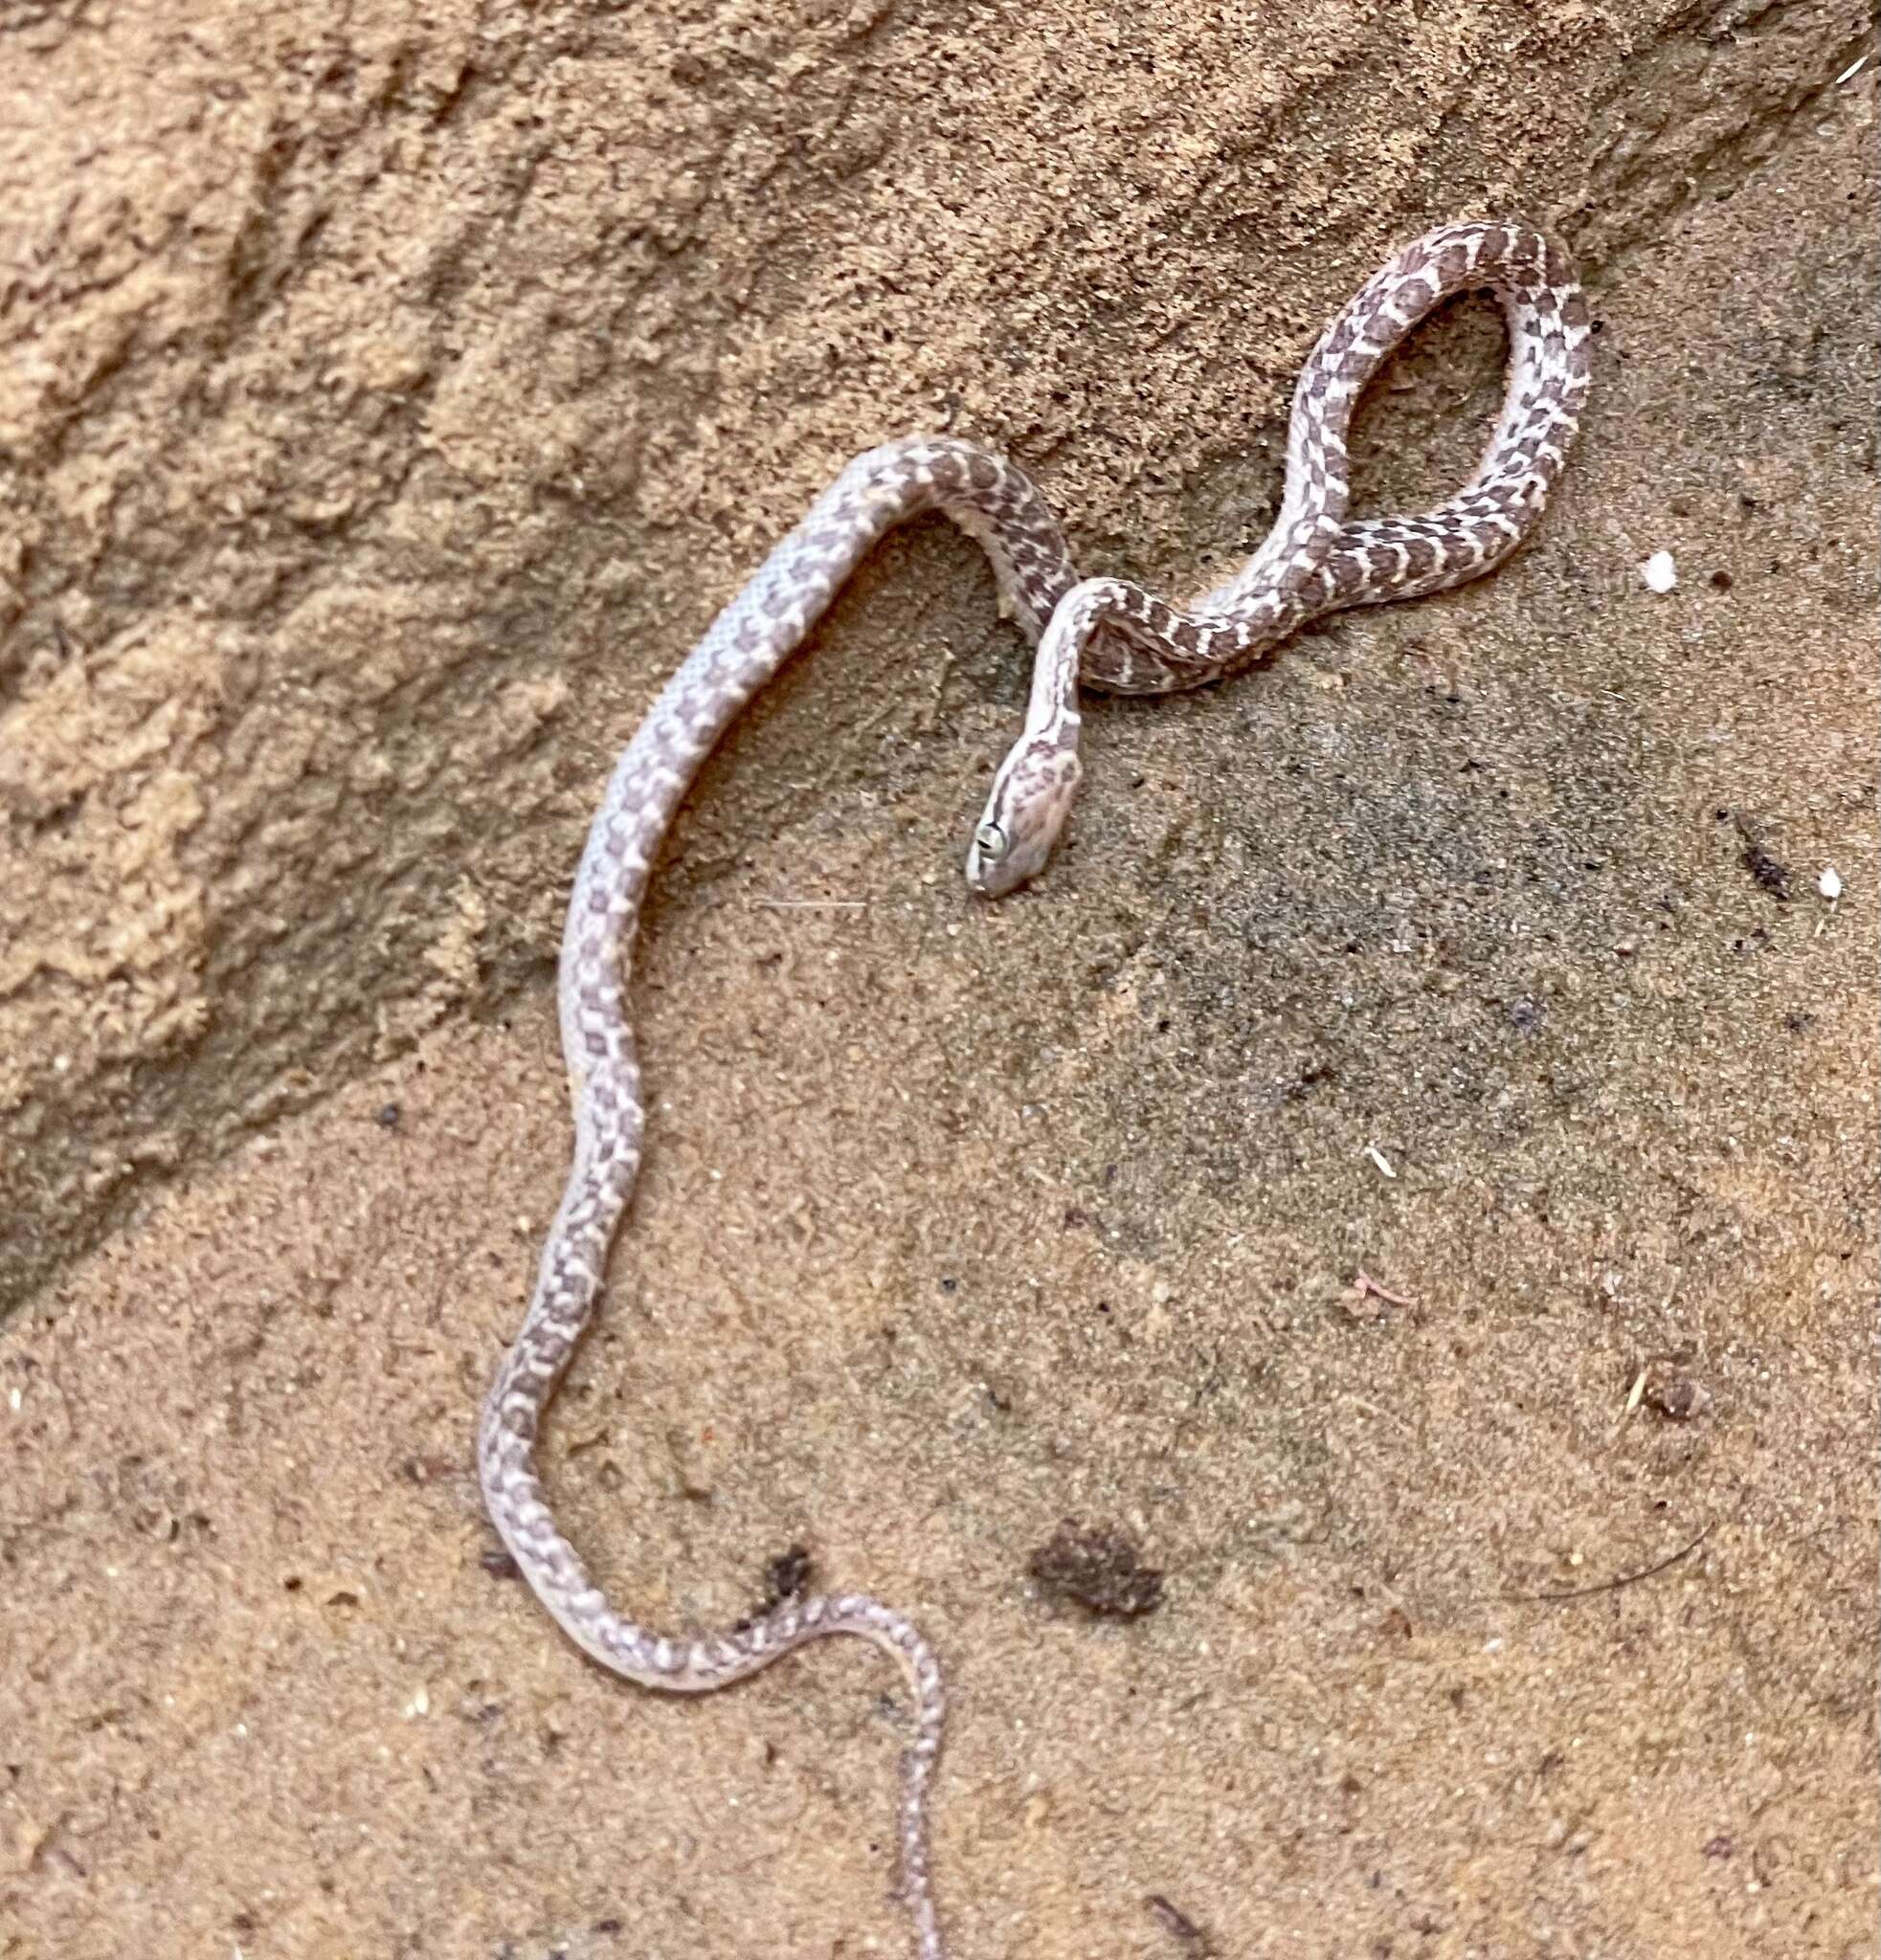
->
xmin=479 ymin=221 xmax=1592 ymax=1957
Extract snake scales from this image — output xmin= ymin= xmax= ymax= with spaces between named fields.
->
xmin=478 ymin=221 xmax=1592 ymax=1955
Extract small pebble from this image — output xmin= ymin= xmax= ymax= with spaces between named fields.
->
xmin=1818 ymin=867 xmax=1842 ymax=902
xmin=1643 ymin=1361 xmax=1712 ymax=1422
xmin=1641 ymin=550 xmax=1678 ymax=593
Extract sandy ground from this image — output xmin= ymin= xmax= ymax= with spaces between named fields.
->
xmin=4 ymin=42 xmax=1877 ymax=1960
xmin=4 ymin=0 xmax=1870 ymax=1314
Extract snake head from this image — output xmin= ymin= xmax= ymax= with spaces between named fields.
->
xmin=965 ymin=732 xmax=1084 ymax=899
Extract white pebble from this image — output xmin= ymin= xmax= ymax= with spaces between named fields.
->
xmin=1641 ymin=550 xmax=1678 ymax=593
xmin=1365 ymin=1144 xmax=1397 ymax=1180
xmin=1818 ymin=866 xmax=1842 ymax=902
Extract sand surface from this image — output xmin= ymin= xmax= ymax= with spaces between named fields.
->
xmin=3 ymin=12 xmax=1876 ymax=1960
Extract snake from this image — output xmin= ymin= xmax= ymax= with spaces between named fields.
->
xmin=477 ymin=220 xmax=1592 ymax=1957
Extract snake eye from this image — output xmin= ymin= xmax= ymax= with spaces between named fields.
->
xmin=974 ymin=822 xmax=1008 ymax=860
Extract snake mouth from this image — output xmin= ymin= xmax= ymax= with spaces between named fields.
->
xmin=964 ymin=856 xmax=1007 ymax=901
xmin=967 ymin=857 xmax=1035 ymax=902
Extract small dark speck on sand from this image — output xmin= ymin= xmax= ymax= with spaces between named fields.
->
xmin=1734 ymin=815 xmax=1791 ymax=900
xmin=1146 ymin=1893 xmax=1211 ymax=1952
xmin=1029 ymin=1520 xmax=1165 ymax=1618
xmin=732 ymin=1545 xmax=816 ymax=1632
xmin=761 ymin=1545 xmax=814 ymax=1604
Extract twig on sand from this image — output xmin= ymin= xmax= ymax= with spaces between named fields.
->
xmin=1352 ymin=1269 xmax=1415 ymax=1308
xmin=1507 ymin=1524 xmax=1714 ymax=1603
xmin=1145 ymin=1894 xmax=1212 ymax=1953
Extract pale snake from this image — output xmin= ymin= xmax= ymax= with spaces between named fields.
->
xmin=479 ymin=220 xmax=1593 ymax=1956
